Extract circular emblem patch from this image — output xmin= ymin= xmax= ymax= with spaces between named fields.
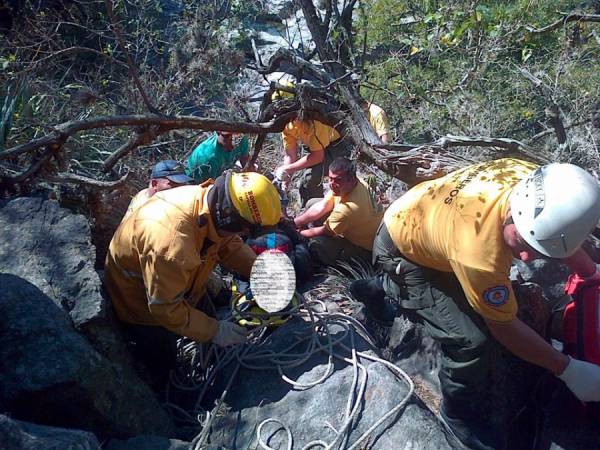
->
xmin=483 ymin=286 xmax=509 ymax=306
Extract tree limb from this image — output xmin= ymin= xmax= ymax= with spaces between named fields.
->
xmin=45 ymin=171 xmax=130 ymax=189
xmin=255 ymin=48 xmax=332 ymax=84
xmin=526 ymin=13 xmax=600 ymax=35
xmin=101 ymin=125 xmax=160 ymax=172
xmin=104 ymin=0 xmax=159 ymax=114
xmin=1 ymin=114 xmax=298 ymax=160
xmin=16 ymin=46 xmax=128 ymax=74
xmin=517 ymin=67 xmax=567 ymax=144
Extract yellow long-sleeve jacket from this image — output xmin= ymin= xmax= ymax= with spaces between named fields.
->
xmin=104 ymin=182 xmax=256 ymax=342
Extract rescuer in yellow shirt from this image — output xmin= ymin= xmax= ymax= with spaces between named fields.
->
xmin=350 ymin=158 xmax=600 ymax=449
xmin=363 ymin=101 xmax=391 ymax=143
xmin=105 ymin=172 xmax=281 ymax=387
xmin=293 ymin=157 xmax=383 ymax=267
xmin=275 ymin=118 xmax=350 ymax=206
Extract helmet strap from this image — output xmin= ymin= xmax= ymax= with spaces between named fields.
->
xmin=208 ymin=171 xmax=255 ymax=233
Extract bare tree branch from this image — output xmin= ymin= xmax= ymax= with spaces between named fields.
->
xmin=526 ymin=13 xmax=600 ymax=35
xmin=104 ymin=0 xmax=159 ymax=114
xmin=1 ymin=114 xmax=298 ymax=160
xmin=45 ymin=171 xmax=130 ymax=189
xmin=517 ymin=67 xmax=567 ymax=144
xmin=0 ymin=147 xmax=54 ymax=188
xmin=101 ymin=125 xmax=160 ymax=172
xmin=16 ymin=46 xmax=128 ymax=74
xmin=255 ymin=48 xmax=332 ymax=84
xmin=526 ymin=119 xmax=591 ymax=143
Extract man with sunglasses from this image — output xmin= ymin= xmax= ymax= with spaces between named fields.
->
xmin=292 ymin=157 xmax=383 ymax=267
xmin=350 ymin=158 xmax=600 ymax=449
xmin=186 ymin=131 xmax=250 ymax=183
xmin=105 ymin=171 xmax=281 ymax=389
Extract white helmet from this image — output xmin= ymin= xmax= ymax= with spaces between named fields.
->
xmin=510 ymin=163 xmax=600 ymax=258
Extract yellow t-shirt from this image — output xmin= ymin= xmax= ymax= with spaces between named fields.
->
xmin=324 ymin=179 xmax=384 ymax=250
xmin=282 ymin=119 xmax=341 ymax=152
xmin=383 ymin=158 xmax=538 ymax=322
xmin=366 ymin=103 xmax=390 ymax=138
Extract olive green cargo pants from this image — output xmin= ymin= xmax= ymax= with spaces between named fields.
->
xmin=373 ymin=222 xmax=492 ymax=415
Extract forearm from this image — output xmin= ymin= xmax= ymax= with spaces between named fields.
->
xmin=149 ymin=300 xmax=219 ymax=342
xmin=300 ymin=226 xmax=331 ymax=238
xmin=283 ymin=146 xmax=297 ymax=167
xmin=285 ymin=155 xmax=313 ymax=172
xmin=485 ymin=316 xmax=569 ymax=375
xmin=218 ymin=237 xmax=257 ymax=279
xmin=295 ymin=200 xmax=332 ymax=227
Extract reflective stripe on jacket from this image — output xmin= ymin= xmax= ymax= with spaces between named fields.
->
xmin=104 ymin=182 xmax=256 ymax=342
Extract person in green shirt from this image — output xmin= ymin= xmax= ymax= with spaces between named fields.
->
xmin=186 ymin=131 xmax=250 ymax=183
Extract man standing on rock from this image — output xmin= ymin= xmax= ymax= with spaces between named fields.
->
xmin=186 ymin=131 xmax=250 ymax=183
xmin=293 ymin=157 xmax=382 ymax=267
xmin=350 ymin=158 xmax=600 ymax=449
xmin=124 ymin=159 xmax=194 ymax=217
xmin=275 ymin=118 xmax=350 ymax=206
xmin=105 ymin=171 xmax=281 ymax=387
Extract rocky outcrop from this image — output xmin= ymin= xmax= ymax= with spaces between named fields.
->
xmin=0 ymin=197 xmax=128 ymax=364
xmin=0 ymin=197 xmax=174 ymax=437
xmin=0 ymin=273 xmax=173 ymax=437
xmin=203 ymin=318 xmax=457 ymax=449
xmin=0 ymin=414 xmax=100 ymax=450
xmin=105 ymin=435 xmax=191 ymax=450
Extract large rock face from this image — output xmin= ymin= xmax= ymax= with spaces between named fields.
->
xmin=0 ymin=414 xmax=100 ymax=450
xmin=0 ymin=197 xmax=127 ymax=363
xmin=105 ymin=435 xmax=191 ymax=450
xmin=0 ymin=273 xmax=173 ymax=437
xmin=0 ymin=197 xmax=174 ymax=437
xmin=203 ymin=319 xmax=457 ymax=449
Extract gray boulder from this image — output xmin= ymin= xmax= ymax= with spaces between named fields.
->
xmin=0 ymin=197 xmax=128 ymax=364
xmin=536 ymin=383 xmax=600 ymax=450
xmin=0 ymin=414 xmax=100 ymax=450
xmin=106 ymin=435 xmax=191 ymax=450
xmin=0 ymin=272 xmax=173 ymax=437
xmin=204 ymin=319 xmax=457 ymax=449
xmin=512 ymin=258 xmax=572 ymax=307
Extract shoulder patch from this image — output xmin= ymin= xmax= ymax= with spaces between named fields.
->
xmin=483 ymin=285 xmax=509 ymax=307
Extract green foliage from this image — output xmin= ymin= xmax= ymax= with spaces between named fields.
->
xmin=0 ymin=80 xmax=32 ymax=152
xmin=358 ymin=0 xmax=599 ymax=162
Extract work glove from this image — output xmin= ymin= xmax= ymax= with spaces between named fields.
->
xmin=556 ymin=356 xmax=600 ymax=402
xmin=274 ymin=166 xmax=291 ymax=191
xmin=212 ymin=320 xmax=248 ymax=347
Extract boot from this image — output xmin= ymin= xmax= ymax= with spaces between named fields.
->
xmin=349 ymin=276 xmax=396 ymax=324
xmin=438 ymin=401 xmax=500 ymax=450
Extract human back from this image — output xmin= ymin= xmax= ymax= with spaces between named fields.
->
xmin=385 ymin=158 xmax=538 ymax=272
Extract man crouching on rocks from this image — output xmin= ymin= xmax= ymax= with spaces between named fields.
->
xmin=351 ymin=158 xmax=600 ymax=450
xmin=104 ymin=171 xmax=281 ymax=388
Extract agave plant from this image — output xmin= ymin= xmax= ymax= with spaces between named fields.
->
xmin=0 ymin=79 xmax=31 ymax=153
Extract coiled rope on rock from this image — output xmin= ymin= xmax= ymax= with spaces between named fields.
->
xmin=170 ymin=295 xmax=414 ymax=450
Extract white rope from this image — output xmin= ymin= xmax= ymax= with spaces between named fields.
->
xmin=178 ymin=293 xmax=415 ymax=450
xmin=257 ymin=418 xmax=293 ymax=450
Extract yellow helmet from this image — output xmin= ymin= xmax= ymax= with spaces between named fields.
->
xmin=228 ymin=172 xmax=282 ymax=226
xmin=271 ymin=80 xmax=296 ymax=101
